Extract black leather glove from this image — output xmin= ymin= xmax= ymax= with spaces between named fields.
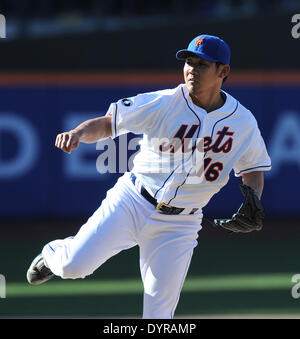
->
xmin=214 ymin=184 xmax=265 ymax=233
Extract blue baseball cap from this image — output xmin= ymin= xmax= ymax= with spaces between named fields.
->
xmin=176 ymin=34 xmax=231 ymax=65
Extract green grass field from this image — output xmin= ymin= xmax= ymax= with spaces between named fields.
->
xmin=6 ymin=273 xmax=294 ymax=297
xmin=1 ymin=219 xmax=300 ymax=318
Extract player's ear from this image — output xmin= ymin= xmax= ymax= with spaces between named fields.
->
xmin=221 ymin=65 xmax=230 ymax=78
xmin=217 ymin=64 xmax=230 ymax=80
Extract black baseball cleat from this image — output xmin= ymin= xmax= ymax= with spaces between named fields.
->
xmin=27 ymin=254 xmax=54 ymax=285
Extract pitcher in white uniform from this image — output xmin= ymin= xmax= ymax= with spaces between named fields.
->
xmin=26 ymin=34 xmax=271 ymax=319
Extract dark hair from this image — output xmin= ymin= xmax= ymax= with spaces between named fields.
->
xmin=216 ymin=62 xmax=228 ymax=84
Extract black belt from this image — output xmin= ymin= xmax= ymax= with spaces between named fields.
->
xmin=130 ymin=173 xmax=198 ymax=215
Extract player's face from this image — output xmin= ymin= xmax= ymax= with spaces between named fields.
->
xmin=184 ymin=55 xmax=222 ymax=95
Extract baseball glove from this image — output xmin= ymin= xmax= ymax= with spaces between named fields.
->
xmin=214 ymin=184 xmax=265 ymax=233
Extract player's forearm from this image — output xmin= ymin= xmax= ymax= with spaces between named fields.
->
xmin=72 ymin=116 xmax=112 ymax=144
xmin=55 ymin=116 xmax=112 ymax=154
xmin=241 ymin=171 xmax=264 ymax=199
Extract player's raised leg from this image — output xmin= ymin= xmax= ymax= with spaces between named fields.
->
xmin=27 ymin=175 xmax=138 ymax=284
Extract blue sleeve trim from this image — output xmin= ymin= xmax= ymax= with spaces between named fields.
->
xmin=236 ymin=165 xmax=272 ymax=175
xmin=114 ymin=103 xmax=118 ymax=138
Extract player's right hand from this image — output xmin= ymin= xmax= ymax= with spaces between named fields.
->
xmin=55 ymin=131 xmax=80 ymax=154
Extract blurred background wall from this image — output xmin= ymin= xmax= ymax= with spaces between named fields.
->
xmin=0 ymin=0 xmax=300 ymax=318
xmin=0 ymin=0 xmax=299 ymax=70
xmin=0 ymin=0 xmax=299 ymax=219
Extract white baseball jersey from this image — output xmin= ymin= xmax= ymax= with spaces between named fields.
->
xmin=106 ymin=84 xmax=271 ymax=209
xmin=41 ymin=83 xmax=272 ymax=320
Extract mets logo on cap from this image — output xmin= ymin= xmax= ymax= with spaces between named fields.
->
xmin=195 ymin=37 xmax=205 ymax=48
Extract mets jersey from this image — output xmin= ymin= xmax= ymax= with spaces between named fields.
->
xmin=106 ymin=84 xmax=271 ymax=209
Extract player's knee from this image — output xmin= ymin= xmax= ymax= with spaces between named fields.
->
xmin=60 ymin=259 xmax=89 ymax=279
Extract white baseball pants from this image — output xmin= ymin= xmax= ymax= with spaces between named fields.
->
xmin=42 ymin=172 xmax=203 ymax=319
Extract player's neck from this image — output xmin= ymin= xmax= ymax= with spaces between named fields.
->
xmin=189 ymin=90 xmax=225 ymax=113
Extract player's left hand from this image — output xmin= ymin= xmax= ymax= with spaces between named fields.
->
xmin=214 ymin=184 xmax=265 ymax=233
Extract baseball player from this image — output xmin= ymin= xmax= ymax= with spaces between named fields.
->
xmin=26 ymin=34 xmax=271 ymax=319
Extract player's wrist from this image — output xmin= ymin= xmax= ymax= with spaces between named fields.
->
xmin=70 ymin=129 xmax=82 ymax=141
